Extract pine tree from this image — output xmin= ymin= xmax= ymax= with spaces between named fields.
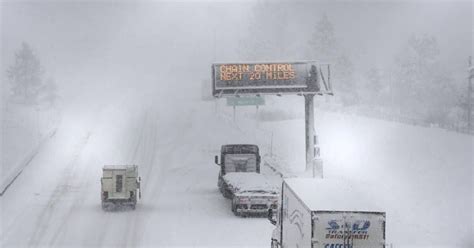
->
xmin=307 ymin=14 xmax=338 ymax=61
xmin=40 ymin=77 xmax=59 ymax=108
xmin=393 ymin=34 xmax=455 ymax=123
xmin=308 ymin=14 xmax=356 ymax=105
xmin=6 ymin=42 xmax=44 ymax=104
xmin=239 ymin=2 xmax=292 ymax=61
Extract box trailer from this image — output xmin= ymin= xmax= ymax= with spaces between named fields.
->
xmin=101 ymin=165 xmax=141 ymax=210
xmin=269 ymin=178 xmax=386 ymax=248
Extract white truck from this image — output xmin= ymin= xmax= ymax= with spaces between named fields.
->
xmin=214 ymin=144 xmax=279 ymax=216
xmin=268 ymin=178 xmax=386 ymax=248
xmin=101 ymin=165 xmax=141 ymax=210
xmin=223 ymin=172 xmax=279 ymax=216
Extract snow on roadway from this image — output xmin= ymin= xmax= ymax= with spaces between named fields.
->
xmin=1 ymin=98 xmax=275 ymax=248
xmin=1 ymin=95 xmax=472 ymax=247
xmin=137 ymin=102 xmax=275 ymax=247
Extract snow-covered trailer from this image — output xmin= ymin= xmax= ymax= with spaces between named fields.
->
xmin=269 ymin=178 xmax=386 ymax=248
xmin=101 ymin=165 xmax=141 ymax=210
xmin=223 ymin=172 xmax=279 ymax=217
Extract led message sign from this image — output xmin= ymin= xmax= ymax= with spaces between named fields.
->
xmin=212 ymin=61 xmax=331 ymax=97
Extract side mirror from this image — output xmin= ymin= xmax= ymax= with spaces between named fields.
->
xmin=214 ymin=155 xmax=220 ymax=165
xmin=268 ymin=209 xmax=277 ymax=225
xmin=139 ymin=177 xmax=141 ymax=182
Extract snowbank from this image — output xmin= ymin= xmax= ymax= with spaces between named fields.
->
xmin=1 ymin=103 xmax=60 ymax=194
xmin=258 ymin=110 xmax=473 ymax=247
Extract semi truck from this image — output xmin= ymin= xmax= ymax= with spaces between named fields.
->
xmin=101 ymin=165 xmax=141 ymax=210
xmin=214 ymin=144 xmax=261 ymax=198
xmin=214 ymin=144 xmax=279 ymax=216
xmin=268 ymin=178 xmax=386 ymax=248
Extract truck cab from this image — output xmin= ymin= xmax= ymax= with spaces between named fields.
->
xmin=214 ymin=144 xmax=261 ymax=198
xmin=101 ymin=165 xmax=141 ymax=210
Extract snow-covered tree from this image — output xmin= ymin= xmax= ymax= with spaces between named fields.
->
xmin=360 ymin=67 xmax=386 ymax=106
xmin=239 ymin=2 xmax=293 ymax=61
xmin=393 ymin=34 xmax=456 ymax=123
xmin=40 ymin=77 xmax=59 ymax=108
xmin=308 ymin=14 xmax=357 ymax=105
xmin=307 ymin=14 xmax=338 ymax=61
xmin=6 ymin=42 xmax=44 ymax=105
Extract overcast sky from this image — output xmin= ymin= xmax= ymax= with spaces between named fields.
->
xmin=1 ymin=0 xmax=472 ymax=103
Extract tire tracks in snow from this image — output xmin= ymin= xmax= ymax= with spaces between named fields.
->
xmin=135 ymin=107 xmax=201 ymax=246
xmin=92 ymin=108 xmax=149 ymax=247
xmin=48 ymin=106 xmax=150 ymax=247
xmin=90 ymin=107 xmax=159 ymax=247
xmin=124 ymin=108 xmax=161 ymax=247
xmin=27 ymin=104 xmax=145 ymax=247
xmin=27 ymin=131 xmax=92 ymax=247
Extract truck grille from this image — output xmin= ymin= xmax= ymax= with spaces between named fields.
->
xmin=236 ymin=204 xmax=249 ymax=209
xmin=250 ymin=204 xmax=268 ymax=210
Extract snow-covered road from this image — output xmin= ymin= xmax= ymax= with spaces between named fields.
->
xmin=1 ymin=95 xmax=472 ymax=247
xmin=1 ymin=98 xmax=274 ymax=247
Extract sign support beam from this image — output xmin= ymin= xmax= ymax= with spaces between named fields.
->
xmin=305 ymin=94 xmax=321 ymax=178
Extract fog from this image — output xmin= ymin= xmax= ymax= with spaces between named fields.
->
xmin=2 ymin=1 xmax=471 ymax=107
xmin=2 ymin=1 xmax=252 ymax=106
xmin=1 ymin=1 xmax=473 ymax=247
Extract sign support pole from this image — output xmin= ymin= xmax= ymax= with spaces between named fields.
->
xmin=305 ymin=94 xmax=321 ymax=177
xmin=233 ymin=105 xmax=236 ymax=122
xmin=255 ymin=105 xmax=259 ymax=128
xmin=468 ymin=56 xmax=472 ymax=131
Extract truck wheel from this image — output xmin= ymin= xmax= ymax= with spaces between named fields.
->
xmin=223 ymin=189 xmax=232 ymax=199
xmin=271 ymin=239 xmax=279 ymax=248
xmin=219 ymin=185 xmax=225 ymax=196
xmin=232 ymin=202 xmax=242 ymax=217
xmin=232 ymin=209 xmax=240 ymax=217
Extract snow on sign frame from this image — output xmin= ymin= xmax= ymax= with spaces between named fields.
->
xmin=212 ymin=61 xmax=333 ymax=97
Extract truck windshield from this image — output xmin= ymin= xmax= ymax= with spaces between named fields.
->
xmin=223 ymin=145 xmax=258 ymax=154
xmin=224 ymin=154 xmax=257 ymax=172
